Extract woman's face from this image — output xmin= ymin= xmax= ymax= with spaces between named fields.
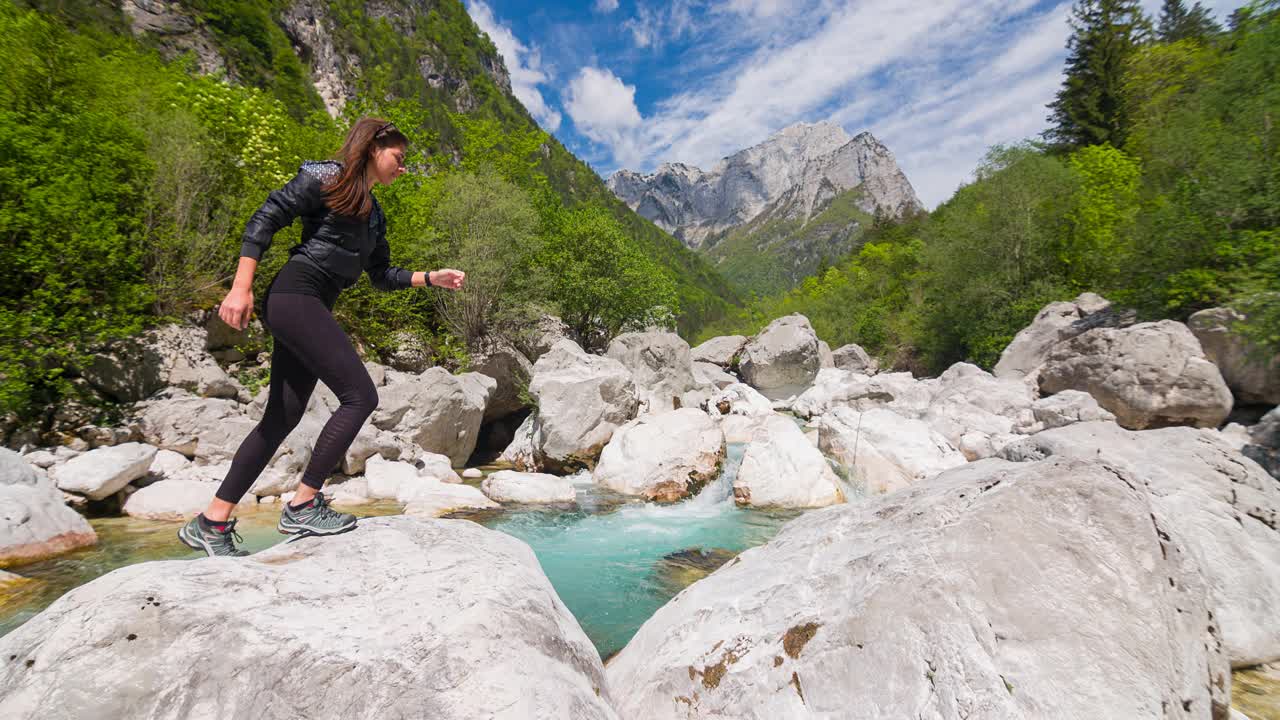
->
xmin=369 ymin=144 xmax=407 ymax=186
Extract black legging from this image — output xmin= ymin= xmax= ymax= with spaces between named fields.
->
xmin=214 ymin=291 xmax=377 ymax=503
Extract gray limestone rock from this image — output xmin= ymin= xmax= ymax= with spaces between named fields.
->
xmin=690 ymin=335 xmax=749 ymax=368
xmin=372 ymin=368 xmax=495 ymax=466
xmin=468 ymin=342 xmax=533 ymax=423
xmin=738 ymin=314 xmax=821 ymax=399
xmin=606 ymin=331 xmax=704 ymax=415
xmin=1000 ymin=422 xmax=1280 ymax=666
xmin=1188 ymin=307 xmax=1280 ymax=406
xmin=1244 ymin=406 xmax=1279 ymax=479
xmin=48 ymin=442 xmax=157 ymax=501
xmin=1038 ymin=320 xmax=1233 ymax=429
xmin=831 ymin=342 xmax=878 ymax=374
xmin=993 ymin=292 xmax=1112 ymax=380
xmin=499 ymin=414 xmax=537 ymax=471
xmin=692 ymin=361 xmax=738 ymax=390
xmin=0 ymin=517 xmax=616 ymax=719
xmin=0 ymin=448 xmax=96 ymax=566
xmin=527 ymin=340 xmax=639 ymax=473
xmin=82 ymin=324 xmax=242 ymax=402
xmin=606 ymin=456 xmax=1229 ymax=720
xmin=922 ymin=363 xmax=1038 ymax=460
xmin=1029 ymin=389 xmax=1116 ymax=430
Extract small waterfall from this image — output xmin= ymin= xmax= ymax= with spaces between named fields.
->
xmin=686 ymin=442 xmax=746 ymax=509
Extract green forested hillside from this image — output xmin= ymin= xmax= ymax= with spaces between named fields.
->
xmin=0 ymin=0 xmax=736 ymax=419
xmin=698 ymin=0 xmax=1280 ymax=377
xmin=702 ymin=187 xmax=875 ymax=298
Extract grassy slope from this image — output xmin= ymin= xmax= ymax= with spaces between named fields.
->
xmin=703 ymin=186 xmax=873 ymax=298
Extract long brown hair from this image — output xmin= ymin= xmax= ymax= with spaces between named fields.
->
xmin=323 ymin=117 xmax=409 ymax=218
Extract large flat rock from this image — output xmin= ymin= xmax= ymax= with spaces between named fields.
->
xmin=1001 ymin=422 xmax=1280 ymax=666
xmin=0 ymin=516 xmax=616 ymax=719
xmin=606 ymin=457 xmax=1228 ymax=719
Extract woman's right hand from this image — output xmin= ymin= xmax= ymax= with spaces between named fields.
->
xmin=219 ymin=287 xmax=254 ymax=331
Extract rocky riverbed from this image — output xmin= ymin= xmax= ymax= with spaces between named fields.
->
xmin=2 ymin=297 xmax=1278 ymax=718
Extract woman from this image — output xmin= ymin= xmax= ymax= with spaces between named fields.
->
xmin=179 ymin=117 xmax=465 ymax=557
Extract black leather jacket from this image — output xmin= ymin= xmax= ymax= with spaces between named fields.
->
xmin=240 ymin=161 xmax=413 ymax=291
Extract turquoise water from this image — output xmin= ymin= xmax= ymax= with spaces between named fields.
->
xmin=480 ymin=444 xmax=798 ymax=658
xmin=1 ymin=444 xmax=795 ymax=658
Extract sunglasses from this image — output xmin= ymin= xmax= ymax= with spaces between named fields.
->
xmin=374 ymin=122 xmax=400 ymax=139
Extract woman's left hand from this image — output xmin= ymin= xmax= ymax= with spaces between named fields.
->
xmin=431 ymin=268 xmax=466 ymax=289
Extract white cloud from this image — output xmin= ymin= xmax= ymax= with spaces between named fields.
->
xmin=594 ymin=0 xmax=620 ymax=12
xmin=719 ymin=0 xmax=785 ymax=18
xmin=623 ymin=0 xmax=699 ymax=50
xmin=564 ymin=67 xmax=646 ymax=166
xmin=989 ymin=3 xmax=1072 ymax=77
xmin=466 ymin=1 xmax=562 ymax=132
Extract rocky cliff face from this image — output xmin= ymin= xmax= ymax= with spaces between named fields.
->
xmin=119 ymin=0 xmax=512 ymax=118
xmin=607 ymin=122 xmax=922 ymax=250
xmin=121 ymin=0 xmax=227 ymax=77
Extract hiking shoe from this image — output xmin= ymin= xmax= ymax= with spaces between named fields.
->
xmin=178 ymin=515 xmax=250 ymax=557
xmin=278 ymin=491 xmax=357 ymax=536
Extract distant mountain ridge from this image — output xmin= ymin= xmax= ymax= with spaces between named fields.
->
xmin=607 ymin=122 xmax=922 ymax=249
xmin=608 ymin=122 xmax=923 ymax=294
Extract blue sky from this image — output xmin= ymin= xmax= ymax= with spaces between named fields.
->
xmin=467 ymin=0 xmax=1245 ymax=209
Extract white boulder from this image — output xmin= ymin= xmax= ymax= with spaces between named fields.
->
xmin=818 ymin=407 xmax=966 ymax=495
xmin=993 ymin=292 xmax=1112 ymax=380
xmin=1188 ymin=307 xmax=1280 ymax=405
xmin=1001 ymin=422 xmax=1280 ymax=666
xmin=0 ymin=449 xmax=97 ymax=565
xmin=831 ymin=342 xmax=878 ymax=374
xmin=48 ymin=443 xmax=157 ymax=500
xmin=606 ymin=331 xmax=706 ymax=414
xmin=606 ymin=456 xmax=1227 ymax=720
xmin=690 ymin=335 xmax=748 ymax=368
xmin=481 ymin=471 xmax=576 ymax=504
xmin=737 ymin=315 xmax=821 ymax=399
xmin=0 ymin=517 xmax=617 ymax=719
xmin=734 ymin=414 xmax=844 ymax=508
xmin=1038 ymin=320 xmax=1233 ymax=430
xmin=123 ymin=479 xmax=254 ymax=520
xmin=372 ymin=368 xmax=495 ymax=465
xmin=1029 ymin=389 xmax=1116 ymax=431
xmin=528 ymin=340 xmax=639 ymax=473
xmin=593 ymin=409 xmax=725 ymax=503
xmin=692 ymin=361 xmax=737 ymax=390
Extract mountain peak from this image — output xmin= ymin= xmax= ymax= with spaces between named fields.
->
xmin=606 ymin=124 xmax=921 ymax=251
xmin=777 ymin=120 xmax=850 ymax=139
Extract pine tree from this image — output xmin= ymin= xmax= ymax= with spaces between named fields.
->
xmin=1045 ymin=0 xmax=1152 ymax=151
xmin=1157 ymin=0 xmax=1222 ymax=42
xmin=1229 ymin=0 xmax=1280 ymax=33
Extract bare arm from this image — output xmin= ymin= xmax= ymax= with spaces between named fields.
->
xmin=218 ymin=257 xmax=258 ymax=331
